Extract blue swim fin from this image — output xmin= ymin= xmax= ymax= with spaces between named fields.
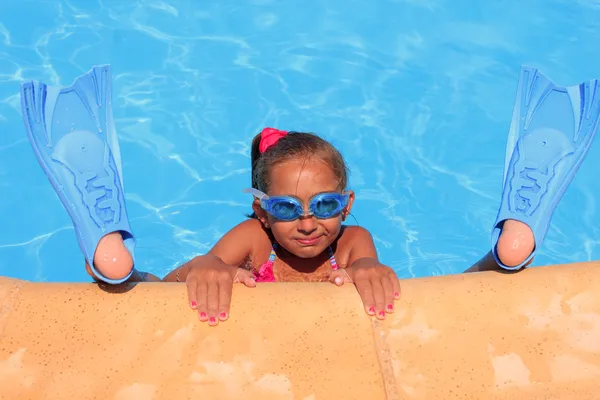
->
xmin=20 ymin=65 xmax=135 ymax=283
xmin=492 ymin=66 xmax=600 ymax=270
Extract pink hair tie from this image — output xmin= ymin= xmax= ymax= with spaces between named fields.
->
xmin=259 ymin=127 xmax=288 ymax=153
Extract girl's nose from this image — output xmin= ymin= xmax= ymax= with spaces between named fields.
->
xmin=297 ymin=215 xmax=317 ymax=234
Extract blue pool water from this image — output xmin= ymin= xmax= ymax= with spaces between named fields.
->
xmin=2 ymin=0 xmax=600 ymax=282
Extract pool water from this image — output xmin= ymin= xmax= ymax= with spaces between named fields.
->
xmin=2 ymin=0 xmax=600 ymax=282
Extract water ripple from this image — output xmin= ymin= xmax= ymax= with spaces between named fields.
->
xmin=2 ymin=0 xmax=600 ymax=281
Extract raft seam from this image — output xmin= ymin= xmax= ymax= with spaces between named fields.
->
xmin=370 ymin=318 xmax=401 ymax=400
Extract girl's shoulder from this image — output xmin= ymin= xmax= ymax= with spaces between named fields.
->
xmin=337 ymin=225 xmax=375 ymax=245
xmin=231 ymin=218 xmax=273 ymax=247
xmin=235 ymin=218 xmax=274 ymax=264
xmin=333 ymin=225 xmax=376 ymax=267
xmin=208 ymin=218 xmax=272 ymax=268
xmin=235 ymin=217 xmax=269 ymax=233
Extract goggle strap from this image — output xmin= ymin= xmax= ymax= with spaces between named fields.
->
xmin=242 ymin=187 xmax=269 ymax=200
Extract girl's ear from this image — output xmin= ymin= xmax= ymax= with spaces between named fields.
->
xmin=252 ymin=199 xmax=270 ymax=228
xmin=342 ymin=190 xmax=355 ymax=221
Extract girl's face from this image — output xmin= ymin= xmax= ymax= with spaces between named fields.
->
xmin=253 ymin=157 xmax=354 ymax=259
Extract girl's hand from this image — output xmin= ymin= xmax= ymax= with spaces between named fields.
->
xmin=184 ymin=255 xmax=256 ymax=326
xmin=329 ymin=258 xmax=401 ymax=319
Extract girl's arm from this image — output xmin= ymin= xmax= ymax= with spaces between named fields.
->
xmin=345 ymin=226 xmax=379 ymax=267
xmin=336 ymin=226 xmax=400 ymax=319
xmin=162 ymin=219 xmax=260 ymax=282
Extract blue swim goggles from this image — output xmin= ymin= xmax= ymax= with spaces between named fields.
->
xmin=244 ymin=188 xmax=349 ymax=221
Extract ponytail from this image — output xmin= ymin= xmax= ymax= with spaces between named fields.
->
xmin=248 ymin=132 xmax=263 ymax=219
xmin=250 ymin=133 xmax=262 ymax=190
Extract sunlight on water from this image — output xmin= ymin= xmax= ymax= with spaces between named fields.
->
xmin=1 ymin=0 xmax=600 ymax=281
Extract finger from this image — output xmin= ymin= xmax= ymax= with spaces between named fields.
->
xmin=370 ymin=278 xmax=386 ymax=319
xmin=381 ymin=276 xmax=395 ymax=313
xmin=243 ymin=273 xmax=257 ymax=287
xmin=354 ymin=278 xmax=375 ymax=315
xmin=186 ymin=277 xmax=198 ymax=310
xmin=217 ymin=274 xmax=233 ymax=321
xmin=194 ymin=281 xmax=209 ymax=322
xmin=329 ymin=270 xmax=346 ymax=286
xmin=235 ymin=269 xmax=257 ymax=287
xmin=390 ymin=271 xmax=401 ymax=300
xmin=206 ymin=279 xmax=220 ymax=326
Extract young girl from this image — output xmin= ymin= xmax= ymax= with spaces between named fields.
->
xmin=162 ymin=128 xmax=402 ymax=325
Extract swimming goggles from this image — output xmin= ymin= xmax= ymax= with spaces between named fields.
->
xmin=244 ymin=188 xmax=349 ymax=221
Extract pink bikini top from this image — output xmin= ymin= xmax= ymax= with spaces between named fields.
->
xmin=253 ymin=243 xmax=339 ymax=282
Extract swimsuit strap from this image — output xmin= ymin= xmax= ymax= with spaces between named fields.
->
xmin=271 ymin=243 xmax=338 ymax=270
xmin=327 ymin=246 xmax=339 ymax=270
xmin=266 ymin=243 xmax=278 ymax=267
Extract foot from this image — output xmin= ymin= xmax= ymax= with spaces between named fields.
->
xmin=85 ymin=232 xmax=134 ymax=281
xmin=495 ymin=219 xmax=535 ymax=268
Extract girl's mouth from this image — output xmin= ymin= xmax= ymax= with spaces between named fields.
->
xmin=295 ymin=236 xmax=322 ymax=246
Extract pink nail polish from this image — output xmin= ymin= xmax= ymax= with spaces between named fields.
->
xmin=219 ymin=312 xmax=227 ymax=319
xmin=200 ymin=312 xmax=207 ymax=319
xmin=378 ymin=311 xmax=385 ymax=317
xmin=368 ymin=306 xmax=375 ymax=314
xmin=191 ymin=301 xmax=197 ymax=307
xmin=394 ymin=292 xmax=399 ymax=297
xmin=387 ymin=304 xmax=393 ymax=310
xmin=209 ymin=317 xmax=216 ymax=323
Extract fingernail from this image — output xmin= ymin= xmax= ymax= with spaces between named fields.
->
xmin=335 ymin=277 xmax=342 ymax=285
xmin=200 ymin=312 xmax=207 ymax=319
xmin=209 ymin=316 xmax=216 ymax=323
xmin=191 ymin=301 xmax=197 ymax=308
xmin=219 ymin=312 xmax=227 ymax=319
xmin=368 ymin=306 xmax=375 ymax=314
xmin=378 ymin=311 xmax=385 ymax=317
xmin=387 ymin=304 xmax=393 ymax=310
xmin=394 ymin=292 xmax=399 ymax=298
